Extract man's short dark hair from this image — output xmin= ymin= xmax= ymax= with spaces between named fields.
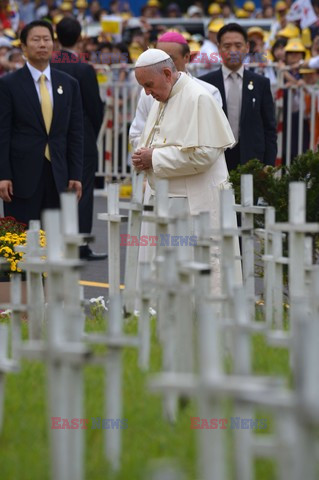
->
xmin=56 ymin=17 xmax=82 ymax=47
xmin=217 ymin=23 xmax=248 ymax=44
xmin=181 ymin=43 xmax=190 ymax=56
xmin=20 ymin=20 xmax=54 ymax=45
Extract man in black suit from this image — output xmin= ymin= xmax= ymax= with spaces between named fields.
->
xmin=53 ymin=17 xmax=107 ymax=260
xmin=200 ymin=23 xmax=277 ymax=171
xmin=0 ymin=20 xmax=83 ymax=226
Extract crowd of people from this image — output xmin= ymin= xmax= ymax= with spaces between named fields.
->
xmin=0 ymin=1 xmax=319 ymax=251
xmin=1 ymin=0 xmax=319 ymax=88
xmin=1 ymin=0 xmax=319 ymax=73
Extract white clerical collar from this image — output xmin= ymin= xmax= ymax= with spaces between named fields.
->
xmin=175 ymin=71 xmax=183 ymax=84
xmin=222 ymin=64 xmax=244 ymax=80
xmin=27 ymin=61 xmax=51 ymax=83
xmin=168 ymin=71 xmax=188 ymax=100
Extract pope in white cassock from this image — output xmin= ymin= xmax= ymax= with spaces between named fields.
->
xmin=132 ymin=48 xmax=236 ymax=295
xmin=129 ymin=31 xmax=223 ymax=150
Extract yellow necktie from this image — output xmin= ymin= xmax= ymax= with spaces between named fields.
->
xmin=39 ymin=74 xmax=52 ymax=161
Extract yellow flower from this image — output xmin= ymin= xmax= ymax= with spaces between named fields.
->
xmin=0 ymin=223 xmax=45 ymax=273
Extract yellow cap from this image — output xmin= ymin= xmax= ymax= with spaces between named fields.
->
xmin=208 ymin=3 xmax=222 ymax=15
xmin=147 ymin=0 xmax=161 ymax=7
xmin=3 ymin=28 xmax=16 ymax=39
xmin=235 ymin=8 xmax=250 ymax=18
xmin=243 ymin=1 xmax=255 ymax=12
xmin=11 ymin=38 xmax=21 ymax=47
xmin=263 ymin=31 xmax=270 ymax=43
xmin=7 ymin=3 xmax=17 ymax=12
xmin=75 ymin=0 xmax=88 ymax=7
xmin=284 ymin=38 xmax=306 ymax=53
xmin=301 ymin=27 xmax=312 ymax=48
xmin=305 ymin=48 xmax=311 ymax=60
xmin=181 ymin=31 xmax=191 ymax=41
xmin=275 ymin=0 xmax=287 ymax=11
xmin=188 ymin=40 xmax=201 ymax=52
xmin=299 ymin=68 xmax=317 ymax=74
xmin=208 ymin=18 xmax=225 ymax=32
xmin=60 ymin=2 xmax=73 ymax=11
xmin=53 ymin=14 xmax=64 ymax=24
xmin=277 ymin=23 xmax=300 ymax=39
xmin=264 ymin=49 xmax=273 ymax=61
xmin=247 ymin=26 xmax=264 ymax=39
xmin=121 ymin=12 xmax=132 ymax=20
xmin=129 ymin=44 xmax=144 ymax=62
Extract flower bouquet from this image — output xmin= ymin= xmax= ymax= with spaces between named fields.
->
xmin=0 ymin=216 xmax=27 ymax=275
xmin=0 ymin=216 xmax=45 ymax=276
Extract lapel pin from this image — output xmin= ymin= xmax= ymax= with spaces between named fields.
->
xmin=57 ymin=86 xmax=63 ymax=94
xmin=248 ymin=81 xmax=254 ymax=91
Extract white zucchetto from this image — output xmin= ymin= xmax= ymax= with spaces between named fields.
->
xmin=135 ymin=48 xmax=170 ymax=68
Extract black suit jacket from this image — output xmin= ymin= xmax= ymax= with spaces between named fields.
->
xmin=200 ymin=68 xmax=277 ymax=166
xmin=52 ymin=50 xmax=104 ymax=158
xmin=0 ymin=64 xmax=83 ymax=198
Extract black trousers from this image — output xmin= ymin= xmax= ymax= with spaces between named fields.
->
xmin=4 ymin=159 xmax=60 ymax=227
xmin=78 ymin=154 xmax=96 ymax=235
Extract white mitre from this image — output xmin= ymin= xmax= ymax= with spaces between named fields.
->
xmin=135 ymin=48 xmax=170 ymax=67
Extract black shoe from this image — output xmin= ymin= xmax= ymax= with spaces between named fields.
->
xmin=79 ymin=246 xmax=108 ymax=261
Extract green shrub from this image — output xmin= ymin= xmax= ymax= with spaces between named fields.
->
xmin=229 ymin=151 xmax=319 ymax=225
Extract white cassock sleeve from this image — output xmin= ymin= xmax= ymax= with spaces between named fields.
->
xmin=129 ymin=90 xmax=154 ymax=150
xmin=152 ymin=146 xmax=223 ymax=178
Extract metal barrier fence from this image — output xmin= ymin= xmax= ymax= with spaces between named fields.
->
xmin=95 ymin=64 xmax=140 ymax=181
xmin=265 ymin=64 xmax=319 ymax=167
xmin=95 ymin=63 xmax=319 ymax=181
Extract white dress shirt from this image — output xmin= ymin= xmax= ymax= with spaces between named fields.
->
xmin=26 ymin=61 xmax=54 ymax=106
xmin=222 ymin=64 xmax=244 ymax=98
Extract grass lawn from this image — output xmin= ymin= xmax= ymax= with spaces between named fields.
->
xmin=0 ymin=312 xmax=290 ymax=480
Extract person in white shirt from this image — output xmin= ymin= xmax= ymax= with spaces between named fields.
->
xmin=197 ymin=19 xmax=224 ymax=76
